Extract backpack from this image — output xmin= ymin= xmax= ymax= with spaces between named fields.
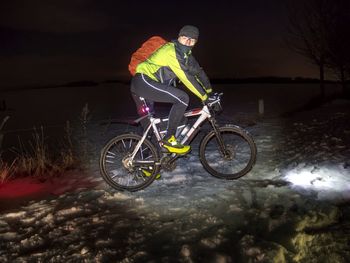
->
xmin=128 ymin=36 xmax=168 ymax=76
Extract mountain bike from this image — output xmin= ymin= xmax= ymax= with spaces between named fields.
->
xmin=99 ymin=93 xmax=257 ymax=191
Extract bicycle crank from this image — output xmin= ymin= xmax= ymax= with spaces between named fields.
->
xmin=160 ymin=156 xmax=177 ymax=172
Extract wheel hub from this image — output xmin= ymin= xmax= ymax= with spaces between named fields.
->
xmin=122 ymin=155 xmax=134 ymax=172
xmin=223 ymin=145 xmax=235 ymax=160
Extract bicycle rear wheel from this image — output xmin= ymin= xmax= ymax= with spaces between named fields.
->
xmin=199 ymin=126 xmax=257 ymax=179
xmin=99 ymin=134 xmax=160 ymax=191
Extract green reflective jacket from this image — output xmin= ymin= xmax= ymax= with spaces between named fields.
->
xmin=136 ymin=40 xmax=212 ymax=101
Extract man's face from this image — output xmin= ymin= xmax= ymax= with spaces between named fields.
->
xmin=178 ymin=36 xmax=197 ymax=47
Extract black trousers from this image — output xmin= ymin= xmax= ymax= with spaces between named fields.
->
xmin=131 ymin=73 xmax=189 ymax=139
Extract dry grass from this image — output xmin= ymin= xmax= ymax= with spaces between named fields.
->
xmin=0 ymin=159 xmax=16 ymax=183
xmin=1 ymin=105 xmax=91 ymax=182
xmin=13 ymin=126 xmax=56 ymax=177
xmin=3 ymin=123 xmax=81 ymax=181
xmin=60 ymin=120 xmax=80 ymax=170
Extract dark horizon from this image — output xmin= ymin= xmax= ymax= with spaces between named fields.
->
xmin=0 ymin=0 xmax=325 ymax=90
xmin=0 ymin=75 xmax=342 ymax=93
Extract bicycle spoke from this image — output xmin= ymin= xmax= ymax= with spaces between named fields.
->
xmin=106 ymin=150 xmax=117 ymax=163
xmin=140 ymin=145 xmax=145 ymax=159
xmin=120 ymin=139 xmax=126 ymax=149
xmin=200 ymin=127 xmax=256 ymax=179
xmin=100 ymin=134 xmax=160 ymax=191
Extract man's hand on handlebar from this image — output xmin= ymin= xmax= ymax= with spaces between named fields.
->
xmin=203 ymin=92 xmax=223 ymax=105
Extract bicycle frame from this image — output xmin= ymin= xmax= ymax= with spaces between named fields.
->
xmin=100 ymin=92 xmax=257 ymax=191
xmin=129 ymin=97 xmax=223 ymax=165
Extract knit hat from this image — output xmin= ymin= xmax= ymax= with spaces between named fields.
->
xmin=178 ymin=25 xmax=199 ymax=39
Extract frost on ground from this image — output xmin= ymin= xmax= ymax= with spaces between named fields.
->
xmin=1 ymin=100 xmax=350 ymax=262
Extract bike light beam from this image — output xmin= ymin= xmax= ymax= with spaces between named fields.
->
xmin=284 ymin=165 xmax=350 ymax=200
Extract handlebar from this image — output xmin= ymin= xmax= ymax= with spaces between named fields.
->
xmin=202 ymin=92 xmax=223 ymax=113
xmin=208 ymin=92 xmax=223 ymax=101
xmin=203 ymin=92 xmax=223 ymax=105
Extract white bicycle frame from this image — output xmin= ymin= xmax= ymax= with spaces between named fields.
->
xmin=128 ymin=98 xmax=221 ymax=162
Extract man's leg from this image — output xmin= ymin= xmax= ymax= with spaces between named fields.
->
xmin=131 ymin=74 xmax=189 ymax=136
xmin=131 ymin=73 xmax=190 ymax=154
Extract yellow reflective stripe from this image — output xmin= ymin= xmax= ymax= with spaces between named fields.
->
xmin=195 ymin=76 xmax=211 ymax=94
xmin=167 ymin=46 xmax=207 ymax=101
xmin=205 ymin=88 xmax=212 ymax=93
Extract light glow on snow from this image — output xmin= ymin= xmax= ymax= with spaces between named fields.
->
xmin=284 ymin=166 xmax=350 ymax=200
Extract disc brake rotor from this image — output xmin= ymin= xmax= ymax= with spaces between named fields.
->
xmin=223 ymin=144 xmax=235 ymax=160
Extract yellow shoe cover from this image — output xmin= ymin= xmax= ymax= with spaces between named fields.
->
xmin=141 ymin=169 xmax=161 ymax=180
xmin=162 ymin=135 xmax=191 ymax=154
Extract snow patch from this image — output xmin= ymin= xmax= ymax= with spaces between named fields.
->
xmin=42 ymin=213 xmax=54 ymax=225
xmin=20 ymin=234 xmax=45 ymax=250
xmin=165 ymin=174 xmax=187 ymax=183
xmin=2 ymin=211 xmax=26 ymax=219
xmin=2 ymin=232 xmax=17 ymax=241
xmin=56 ymin=207 xmax=83 ymax=217
xmin=102 ymin=192 xmax=131 ymax=201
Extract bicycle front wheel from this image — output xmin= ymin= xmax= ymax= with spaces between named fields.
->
xmin=99 ymin=134 xmax=160 ymax=191
xmin=199 ymin=126 xmax=257 ymax=179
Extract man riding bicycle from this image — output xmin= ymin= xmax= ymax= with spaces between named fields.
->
xmin=130 ymin=25 xmax=213 ymax=155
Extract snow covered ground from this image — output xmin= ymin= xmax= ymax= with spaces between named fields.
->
xmin=1 ymin=88 xmax=350 ymax=262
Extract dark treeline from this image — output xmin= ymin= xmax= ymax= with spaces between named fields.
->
xmin=286 ymin=0 xmax=350 ymax=97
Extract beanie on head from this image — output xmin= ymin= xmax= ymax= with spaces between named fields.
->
xmin=178 ymin=25 xmax=199 ymax=39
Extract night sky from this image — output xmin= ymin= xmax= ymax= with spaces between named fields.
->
xmin=0 ymin=0 xmax=319 ymax=88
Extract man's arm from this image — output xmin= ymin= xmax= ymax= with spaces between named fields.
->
xmin=167 ymin=48 xmax=208 ymax=101
xmin=187 ymin=55 xmax=212 ymax=94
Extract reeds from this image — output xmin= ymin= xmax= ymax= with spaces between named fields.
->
xmin=0 ymin=105 xmax=90 ymax=182
xmin=9 ymin=125 xmax=74 ymax=178
xmin=0 ymin=159 xmax=16 ymax=183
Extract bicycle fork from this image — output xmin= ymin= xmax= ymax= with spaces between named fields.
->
xmin=209 ymin=118 xmax=229 ymax=158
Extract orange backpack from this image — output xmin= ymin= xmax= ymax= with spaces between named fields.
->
xmin=128 ymin=36 xmax=168 ymax=76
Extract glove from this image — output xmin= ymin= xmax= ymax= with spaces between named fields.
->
xmin=202 ymin=95 xmax=209 ymax=105
xmin=207 ymin=93 xmax=217 ymax=102
xmin=202 ymin=91 xmax=220 ymax=105
xmin=205 ymin=87 xmax=213 ymax=94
